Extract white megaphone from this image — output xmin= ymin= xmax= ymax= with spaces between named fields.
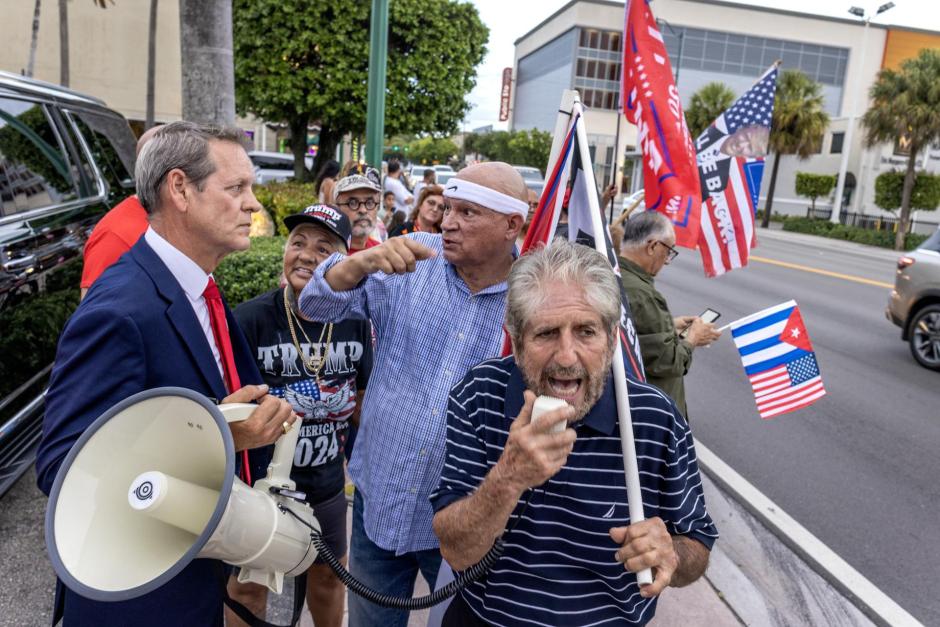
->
xmin=45 ymin=387 xmax=320 ymax=602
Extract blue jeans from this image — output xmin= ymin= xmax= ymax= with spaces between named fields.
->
xmin=347 ymin=490 xmax=442 ymax=627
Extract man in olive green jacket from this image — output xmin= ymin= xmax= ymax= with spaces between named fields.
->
xmin=618 ymin=212 xmax=720 ymax=418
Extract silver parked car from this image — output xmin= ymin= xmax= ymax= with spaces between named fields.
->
xmin=512 ymin=165 xmax=544 ymax=195
xmin=886 ymin=228 xmax=940 ymax=370
xmin=248 ymin=151 xmax=312 ymax=184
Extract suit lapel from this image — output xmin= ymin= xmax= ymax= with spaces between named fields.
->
xmin=130 ymin=240 xmax=228 ymax=400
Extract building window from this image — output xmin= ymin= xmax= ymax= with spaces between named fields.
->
xmin=830 ymin=132 xmax=844 ymax=154
xmin=575 ymin=27 xmax=624 ymax=110
xmin=578 ymin=27 xmax=622 ymax=53
xmin=659 ymin=24 xmax=848 ymax=86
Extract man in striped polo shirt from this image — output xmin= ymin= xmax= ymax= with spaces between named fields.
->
xmin=432 ymin=240 xmax=717 ymax=626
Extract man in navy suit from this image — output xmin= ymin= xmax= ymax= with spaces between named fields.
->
xmin=37 ymin=121 xmax=296 ymax=626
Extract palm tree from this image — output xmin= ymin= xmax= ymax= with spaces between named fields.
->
xmin=59 ymin=0 xmax=68 ymax=86
xmin=762 ymin=70 xmax=829 ymax=228
xmin=26 ymin=0 xmax=42 ymax=77
xmin=146 ymin=0 xmax=158 ymax=129
xmin=685 ymin=82 xmax=736 ymax=139
xmin=179 ymin=0 xmax=235 ymax=125
xmin=59 ymin=1 xmax=112 ymax=87
xmin=862 ymin=49 xmax=940 ymax=250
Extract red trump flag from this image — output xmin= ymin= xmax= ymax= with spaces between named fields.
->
xmin=621 ymin=0 xmax=702 ymax=248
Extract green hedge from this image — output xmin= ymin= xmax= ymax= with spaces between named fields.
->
xmin=254 ymin=182 xmax=320 ymax=236
xmin=874 ymin=170 xmax=940 ymax=212
xmin=214 ymin=236 xmax=286 ymax=308
xmin=795 ymin=172 xmax=836 ymax=210
xmin=755 ymin=209 xmax=787 ymax=223
xmin=781 ymin=217 xmax=928 ymax=250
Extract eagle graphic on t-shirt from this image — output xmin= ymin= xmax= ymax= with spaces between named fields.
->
xmin=279 ymin=378 xmax=354 ymax=422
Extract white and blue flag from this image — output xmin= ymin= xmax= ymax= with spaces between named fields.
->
xmin=730 ymin=300 xmax=826 ymax=419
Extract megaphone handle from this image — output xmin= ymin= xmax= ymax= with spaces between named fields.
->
xmin=219 ymin=403 xmax=257 ymax=423
xmin=266 ymin=418 xmax=300 ymax=486
xmin=219 ymin=403 xmax=299 ymax=487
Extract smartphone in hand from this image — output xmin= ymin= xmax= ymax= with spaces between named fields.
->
xmin=680 ymin=308 xmax=721 ymax=339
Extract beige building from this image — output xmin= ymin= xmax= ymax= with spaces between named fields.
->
xmin=0 ymin=0 xmax=282 ymax=150
xmin=510 ymin=0 xmax=940 ymax=231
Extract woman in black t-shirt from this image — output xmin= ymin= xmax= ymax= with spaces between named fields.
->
xmin=231 ymin=205 xmax=370 ymax=627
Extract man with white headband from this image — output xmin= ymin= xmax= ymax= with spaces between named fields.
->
xmin=299 ymin=161 xmax=526 ymax=626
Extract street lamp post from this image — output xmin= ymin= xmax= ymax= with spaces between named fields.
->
xmin=656 ymin=18 xmax=685 ymax=84
xmin=831 ymin=2 xmax=895 ymax=224
xmin=365 ymin=0 xmax=389 ymax=168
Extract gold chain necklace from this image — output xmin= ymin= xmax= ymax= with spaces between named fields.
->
xmin=283 ymin=287 xmax=333 ymax=381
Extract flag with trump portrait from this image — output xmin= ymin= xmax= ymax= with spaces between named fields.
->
xmin=696 ymin=64 xmax=779 ymax=277
xmin=621 ymin=0 xmax=702 ymax=249
xmin=730 ymin=300 xmax=826 ymax=419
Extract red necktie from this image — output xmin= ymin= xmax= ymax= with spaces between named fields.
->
xmin=203 ymin=277 xmax=251 ymax=483
xmin=203 ymin=277 xmax=241 ymax=394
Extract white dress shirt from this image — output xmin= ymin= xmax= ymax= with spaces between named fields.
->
xmin=144 ymin=227 xmax=225 ymax=380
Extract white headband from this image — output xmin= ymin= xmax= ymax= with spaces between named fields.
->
xmin=442 ymin=178 xmax=529 ymax=218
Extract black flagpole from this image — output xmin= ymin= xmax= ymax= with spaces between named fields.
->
xmin=608 ymin=106 xmax=622 ymax=225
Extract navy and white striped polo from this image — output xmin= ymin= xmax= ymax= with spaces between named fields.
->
xmin=430 ymin=355 xmax=718 ymax=626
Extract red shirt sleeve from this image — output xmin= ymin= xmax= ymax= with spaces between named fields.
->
xmin=80 ymin=230 xmax=135 ymax=288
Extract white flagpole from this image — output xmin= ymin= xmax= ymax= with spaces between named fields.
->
xmin=569 ymin=96 xmax=654 ymax=587
xmin=538 ymin=90 xmax=579 ymax=241
xmin=546 ymin=91 xmax=576 ymax=178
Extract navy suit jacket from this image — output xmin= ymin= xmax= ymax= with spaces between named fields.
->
xmin=37 ymin=238 xmax=262 ymax=627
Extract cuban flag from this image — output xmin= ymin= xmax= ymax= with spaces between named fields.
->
xmin=696 ymin=65 xmax=779 ymax=277
xmin=730 ymin=300 xmax=826 ymax=419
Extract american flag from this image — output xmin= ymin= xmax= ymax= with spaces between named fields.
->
xmin=731 ymin=300 xmax=826 ymax=419
xmin=696 ymin=65 xmax=779 ymax=277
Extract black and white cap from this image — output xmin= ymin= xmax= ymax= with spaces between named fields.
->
xmin=283 ymin=204 xmax=352 ymax=250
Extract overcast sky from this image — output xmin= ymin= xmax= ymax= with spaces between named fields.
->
xmin=464 ymin=0 xmax=940 ymax=131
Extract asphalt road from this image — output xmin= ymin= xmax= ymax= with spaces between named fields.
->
xmin=655 ymin=227 xmax=940 ymax=624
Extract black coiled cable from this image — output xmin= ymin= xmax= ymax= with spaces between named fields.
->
xmin=279 ymin=503 xmax=505 ymax=610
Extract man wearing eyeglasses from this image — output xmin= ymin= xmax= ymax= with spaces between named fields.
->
xmin=618 ymin=211 xmax=721 ymax=419
xmin=334 ymin=170 xmax=383 ymax=253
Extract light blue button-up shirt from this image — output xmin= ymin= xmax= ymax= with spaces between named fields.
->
xmin=299 ymin=232 xmax=509 ymax=554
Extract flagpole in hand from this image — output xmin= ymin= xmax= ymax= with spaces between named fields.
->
xmin=571 ymin=96 xmax=654 ymax=588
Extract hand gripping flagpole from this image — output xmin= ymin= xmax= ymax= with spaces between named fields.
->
xmin=569 ymin=94 xmax=654 ymax=587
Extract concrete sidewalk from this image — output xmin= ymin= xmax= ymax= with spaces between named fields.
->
xmin=271 ymin=486 xmax=741 ymax=627
xmin=272 ymin=468 xmax=880 ymax=627
xmin=0 ymin=464 xmax=891 ymax=626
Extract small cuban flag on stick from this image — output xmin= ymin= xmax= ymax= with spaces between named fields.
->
xmin=724 ymin=300 xmax=826 ymax=419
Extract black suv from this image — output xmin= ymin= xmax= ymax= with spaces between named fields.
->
xmin=0 ymin=71 xmax=136 ymax=497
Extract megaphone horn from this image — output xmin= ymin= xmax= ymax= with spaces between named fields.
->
xmin=45 ymin=387 xmax=319 ymax=602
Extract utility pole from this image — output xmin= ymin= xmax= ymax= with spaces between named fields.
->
xmin=365 ymin=0 xmax=389 ymax=168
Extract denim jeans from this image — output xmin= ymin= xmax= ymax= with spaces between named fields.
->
xmin=347 ymin=490 xmax=442 ymax=627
